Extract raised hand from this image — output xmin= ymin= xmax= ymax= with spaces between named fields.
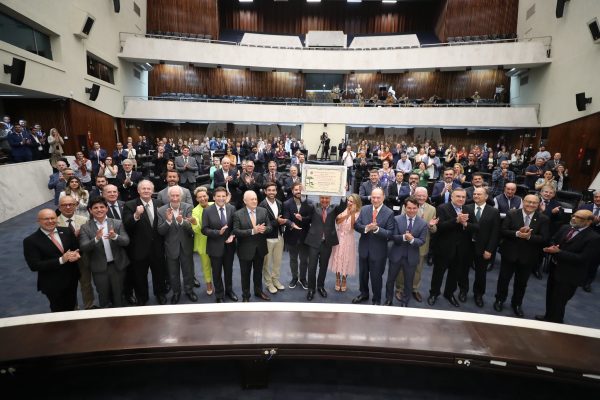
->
xmin=165 ymin=208 xmax=173 ymax=222
xmin=219 ymin=225 xmax=228 ymax=235
xmin=106 ymin=228 xmax=117 ymax=240
xmin=95 ymin=227 xmax=104 ymax=240
xmin=135 ymin=205 xmax=145 ymax=218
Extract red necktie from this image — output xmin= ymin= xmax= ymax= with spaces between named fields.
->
xmin=48 ymin=232 xmax=64 ymax=253
xmin=372 ymin=207 xmax=378 ymax=223
xmin=322 ymin=208 xmax=327 ymax=223
xmin=565 ymin=228 xmax=576 ymax=241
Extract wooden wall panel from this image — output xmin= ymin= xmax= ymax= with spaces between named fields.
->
xmin=66 ymin=101 xmax=119 ymax=155
xmin=147 ymin=0 xmax=219 ymax=39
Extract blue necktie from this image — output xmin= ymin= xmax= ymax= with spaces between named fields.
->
xmin=407 ymin=217 xmax=413 ymax=232
xmin=220 ymin=207 xmax=226 ymax=226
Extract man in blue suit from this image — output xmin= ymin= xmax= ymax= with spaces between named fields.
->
xmin=431 ymin=168 xmax=462 ymax=206
xmin=7 ymin=124 xmax=35 ymax=162
xmin=353 ymin=187 xmax=395 ymax=305
xmin=385 ymin=197 xmax=427 ymax=306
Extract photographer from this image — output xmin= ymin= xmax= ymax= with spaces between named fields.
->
xmin=319 ymin=132 xmax=330 ymax=160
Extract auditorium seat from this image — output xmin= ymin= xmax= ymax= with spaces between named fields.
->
xmin=556 ymin=190 xmax=583 ymax=209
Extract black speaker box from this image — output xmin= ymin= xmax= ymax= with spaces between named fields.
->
xmin=86 ymin=84 xmax=100 ymax=101
xmin=556 ymin=0 xmax=569 ymax=18
xmin=113 ymin=0 xmax=121 ymax=13
xmin=3 ymin=58 xmax=26 ymax=85
xmin=575 ymin=92 xmax=592 ymax=111
xmin=588 ymin=19 xmax=600 ymax=41
xmin=82 ymin=16 xmax=95 ymax=36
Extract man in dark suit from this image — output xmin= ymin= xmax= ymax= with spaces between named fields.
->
xmin=282 ymin=165 xmax=302 ymax=200
xmin=122 ymin=180 xmax=168 ymax=306
xmin=113 ymin=142 xmax=128 ymax=170
xmin=157 ymin=185 xmax=198 ymax=304
xmin=578 ymin=192 xmax=600 ymax=291
xmin=239 ymin=160 xmax=265 ymax=201
xmin=7 ymin=124 xmax=35 ymax=162
xmin=79 ymin=197 xmax=130 ymax=308
xmin=213 ymin=157 xmax=239 ymax=205
xmin=102 ymin=184 xmax=125 ymax=220
xmin=466 ymin=173 xmax=493 ymax=205
xmin=89 ymin=175 xmax=108 ymax=200
xmin=202 ymin=186 xmax=238 ymax=303
xmin=353 ymin=187 xmax=395 ymax=305
xmin=431 ymin=168 xmax=462 ymax=206
xmin=386 ymin=197 xmax=427 ymax=307
xmin=233 ymin=190 xmax=272 ymax=301
xmin=116 ymin=159 xmax=142 ymax=202
xmin=493 ymin=194 xmax=550 ymax=317
xmin=386 ymin=170 xmax=410 ymax=213
xmin=175 ymin=145 xmax=199 ymax=193
xmin=462 ymin=187 xmax=500 ymax=307
xmin=428 ymin=188 xmax=478 ymax=308
xmin=88 ymin=141 xmax=108 ymax=176
xmin=534 ymin=185 xmax=566 ymax=279
xmin=537 ymin=210 xmax=600 ymax=323
xmin=304 ymin=195 xmax=345 ymax=301
xmin=283 ymin=182 xmax=311 ymax=289
xmin=359 ymin=169 xmax=382 ymax=205
xmin=23 ymin=209 xmax=81 ymax=312
xmin=263 ymin=160 xmax=284 ymax=200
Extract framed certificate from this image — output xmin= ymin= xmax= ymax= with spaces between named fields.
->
xmin=301 ymin=164 xmax=347 ymax=197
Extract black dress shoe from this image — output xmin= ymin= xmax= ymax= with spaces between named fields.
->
xmin=156 ymin=295 xmax=168 ymax=305
xmin=126 ymin=293 xmax=137 ymax=305
xmin=226 ymin=291 xmax=239 ymax=302
xmin=289 ymin=278 xmax=298 ymax=289
xmin=444 ymin=295 xmax=460 ymax=307
xmin=474 ymin=296 xmax=484 ymax=308
xmin=216 ymin=298 xmax=224 ymax=303
xmin=412 ymin=291 xmax=422 ymax=303
xmin=372 ymin=300 xmax=381 ymax=305
xmin=165 ymin=282 xmax=171 ymax=293
xmin=193 ymin=277 xmax=201 ymax=288
xmin=533 ymin=270 xmax=543 ymax=280
xmin=458 ymin=291 xmax=467 ymax=303
xmin=242 ymin=297 xmax=250 ymax=302
xmin=493 ymin=300 xmax=503 ymax=312
xmin=427 ymin=295 xmax=438 ymax=306
xmin=352 ymin=294 xmax=368 ymax=304
xmin=170 ymin=293 xmax=180 ymax=304
xmin=317 ymin=287 xmax=328 ymax=298
xmin=512 ymin=304 xmax=524 ymax=317
xmin=384 ymin=300 xmax=393 ymax=306
xmin=255 ymin=291 xmax=271 ymax=301
xmin=186 ymin=291 xmax=198 ymax=302
xmin=534 ymin=314 xmax=547 ymax=321
xmin=307 ymin=290 xmax=315 ymax=301
xmin=583 ymin=284 xmax=592 ymax=293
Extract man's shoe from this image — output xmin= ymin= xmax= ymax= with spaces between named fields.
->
xmin=427 ymin=295 xmax=438 ymax=306
xmin=533 ymin=270 xmax=543 ymax=280
xmin=512 ymin=304 xmax=524 ymax=318
xmin=186 ymin=291 xmax=198 ymax=302
xmin=216 ymin=298 xmax=224 ymax=303
xmin=372 ymin=300 xmax=381 ymax=305
xmin=534 ymin=314 xmax=547 ymax=321
xmin=156 ymin=294 xmax=168 ymax=305
xmin=165 ymin=282 xmax=171 ymax=293
xmin=493 ymin=300 xmax=503 ymax=312
xmin=458 ymin=291 xmax=467 ymax=303
xmin=352 ymin=294 xmax=369 ymax=304
xmin=267 ymin=285 xmax=278 ymax=294
xmin=307 ymin=290 xmax=315 ymax=301
xmin=412 ymin=291 xmax=423 ymax=303
xmin=583 ymin=284 xmax=592 ymax=293
xmin=273 ymin=280 xmax=285 ymax=291
xmin=384 ymin=300 xmax=393 ymax=306
xmin=444 ymin=295 xmax=460 ymax=307
xmin=395 ymin=291 xmax=404 ymax=302
xmin=317 ymin=287 xmax=328 ymax=298
xmin=226 ymin=291 xmax=239 ymax=302
xmin=288 ymin=278 xmax=298 ymax=289
xmin=299 ymin=279 xmax=308 ymax=290
xmin=242 ymin=297 xmax=250 ymax=302
xmin=126 ymin=293 xmax=137 ymax=305
xmin=193 ymin=277 xmax=201 ymax=288
xmin=474 ymin=295 xmax=484 ymax=308
xmin=170 ymin=293 xmax=180 ymax=304
xmin=255 ymin=291 xmax=271 ymax=301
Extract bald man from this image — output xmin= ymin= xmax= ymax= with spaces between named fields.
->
xmin=23 ymin=209 xmax=81 ymax=312
xmin=537 ymin=210 xmax=600 ymax=323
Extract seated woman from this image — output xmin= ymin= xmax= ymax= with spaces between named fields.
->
xmin=379 ymin=146 xmax=393 ymax=164
xmin=535 ymin=170 xmax=558 ymax=192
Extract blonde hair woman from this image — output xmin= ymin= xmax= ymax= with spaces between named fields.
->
xmin=191 ymin=186 xmax=214 ymax=295
xmin=47 ymin=128 xmax=64 ymax=168
xmin=59 ymin=176 xmax=89 ymax=217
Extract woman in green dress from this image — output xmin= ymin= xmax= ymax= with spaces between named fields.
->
xmin=412 ymin=161 xmax=430 ymax=187
xmin=191 ymin=186 xmax=214 ymax=295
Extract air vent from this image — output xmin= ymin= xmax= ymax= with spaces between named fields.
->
xmin=526 ymin=4 xmax=536 ymax=20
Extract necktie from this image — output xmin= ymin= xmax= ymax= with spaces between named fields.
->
xmin=372 ymin=207 xmax=378 ymax=223
xmin=507 ymin=197 xmax=512 ymax=209
xmin=445 ymin=191 xmax=450 ymax=203
xmin=250 ymin=210 xmax=257 ymax=227
xmin=66 ymin=219 xmax=75 ymax=234
xmin=594 ymin=207 xmax=599 ymax=217
xmin=475 ymin=206 xmax=482 ymax=221
xmin=184 ymin=157 xmax=188 ymax=164
xmin=48 ymin=232 xmax=64 ymax=253
xmin=524 ymin=214 xmax=531 ymax=227
xmin=407 ymin=217 xmax=413 ymax=232
xmin=322 ymin=208 xmax=327 ymax=223
xmin=111 ymin=204 xmax=121 ymax=220
xmin=271 ymin=173 xmax=276 ymax=182
xmin=565 ymin=228 xmax=576 ymax=241
xmin=418 ymin=206 xmax=424 ymax=218
xmin=145 ymin=203 xmax=154 ymax=226
xmin=220 ymin=207 xmax=227 ymax=226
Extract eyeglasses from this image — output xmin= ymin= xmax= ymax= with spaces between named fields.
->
xmin=61 ymin=203 xmax=77 ymax=207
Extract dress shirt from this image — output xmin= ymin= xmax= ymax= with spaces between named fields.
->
xmin=93 ymin=218 xmax=115 ymax=262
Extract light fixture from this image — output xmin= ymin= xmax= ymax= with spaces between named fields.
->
xmin=307 ymin=0 xmax=321 ymax=3
xmin=382 ymin=0 xmax=397 ymax=3
xmin=239 ymin=0 xmax=253 ymax=3
xmin=348 ymin=0 xmax=362 ymax=3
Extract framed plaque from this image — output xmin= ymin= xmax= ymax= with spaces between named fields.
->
xmin=301 ymin=164 xmax=347 ymax=197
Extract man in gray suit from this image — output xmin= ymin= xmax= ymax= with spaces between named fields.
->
xmin=233 ymin=190 xmax=272 ymax=302
xmin=157 ymin=185 xmax=198 ymax=304
xmin=156 ymin=170 xmax=193 ymax=206
xmin=385 ymin=197 xmax=427 ymax=307
xmin=175 ymin=145 xmax=199 ymax=193
xmin=79 ymin=197 xmax=130 ymax=308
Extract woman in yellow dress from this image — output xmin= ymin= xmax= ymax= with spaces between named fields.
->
xmin=191 ymin=187 xmax=214 ymax=295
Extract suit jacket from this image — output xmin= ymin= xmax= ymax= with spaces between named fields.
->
xmin=113 ymin=149 xmax=128 ymax=166
xmin=465 ymin=186 xmax=495 ymax=206
xmin=259 ymin=198 xmax=284 ymax=239
xmin=465 ymin=203 xmax=501 ymax=256
xmin=304 ymin=201 xmax=345 ymax=249
xmin=7 ymin=131 xmax=35 ymax=158
xmin=386 ymin=181 xmax=410 ymax=208
xmin=493 ymin=194 xmax=523 ymax=214
xmin=401 ymin=202 xmax=438 ymax=256
xmin=540 ymin=198 xmax=566 ymax=234
xmin=122 ymin=198 xmax=164 ymax=261
xmin=213 ymin=168 xmax=238 ymax=192
xmin=116 ymin=170 xmax=143 ymax=202
xmin=156 ymin=186 xmax=193 ymax=206
xmin=202 ymin=203 xmax=237 ymax=258
xmin=434 ymin=202 xmax=479 ymax=259
xmin=232 ymin=206 xmax=272 ymax=260
xmin=282 ymin=175 xmax=301 ymax=198
xmin=389 ymin=214 xmax=427 ymax=266
xmin=157 ymin=202 xmax=194 ymax=259
xmin=550 ymin=225 xmax=600 ymax=286
xmin=79 ymin=218 xmax=130 ymax=273
xmin=175 ymin=155 xmax=199 ymax=184
xmin=578 ymin=203 xmax=600 ymax=234
xmin=238 ymin=172 xmax=264 ymax=194
xmin=500 ymin=209 xmax=549 ymax=266
xmin=431 ymin=181 xmax=462 ymax=206
xmin=355 ymin=204 xmax=395 ymax=260
xmin=282 ymin=197 xmax=312 ymax=245
xmin=106 ymin=200 xmax=125 ymax=220
xmin=88 ymin=148 xmax=108 ymax=173
xmin=23 ymin=227 xmax=80 ymax=293
xmin=359 ymin=181 xmax=382 ymax=205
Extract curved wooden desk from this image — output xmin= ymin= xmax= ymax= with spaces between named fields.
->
xmin=0 ymin=304 xmax=599 ymax=385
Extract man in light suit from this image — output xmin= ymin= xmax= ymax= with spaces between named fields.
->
xmin=202 ymin=186 xmax=238 ymax=303
xmin=385 ymin=197 xmax=427 ymax=307
xmin=175 ymin=145 xmax=199 ymax=193
xmin=304 ymin=195 xmax=346 ymax=301
xmin=283 ymin=182 xmax=312 ymax=289
xmin=79 ymin=197 xmax=130 ymax=308
xmin=358 ymin=170 xmax=382 ymax=205
xmin=353 ymin=187 xmax=395 ymax=305
xmin=259 ymin=182 xmax=286 ymax=294
xmin=157 ymin=185 xmax=198 ymax=304
xmin=156 ymin=171 xmax=193 ymax=206
xmin=462 ymin=187 xmax=500 ymax=307
xmin=122 ymin=180 xmax=168 ymax=306
xmin=233 ymin=190 xmax=272 ymax=302
xmin=23 ymin=209 xmax=81 ymax=312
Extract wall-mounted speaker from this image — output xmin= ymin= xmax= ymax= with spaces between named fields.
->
xmin=113 ymin=0 xmax=121 ymax=13
xmin=575 ymin=92 xmax=592 ymax=111
xmin=75 ymin=14 xmax=95 ymax=39
xmin=556 ymin=0 xmax=569 ymax=18
xmin=86 ymin=84 xmax=100 ymax=101
xmin=3 ymin=58 xmax=26 ymax=85
xmin=588 ymin=18 xmax=600 ymax=43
